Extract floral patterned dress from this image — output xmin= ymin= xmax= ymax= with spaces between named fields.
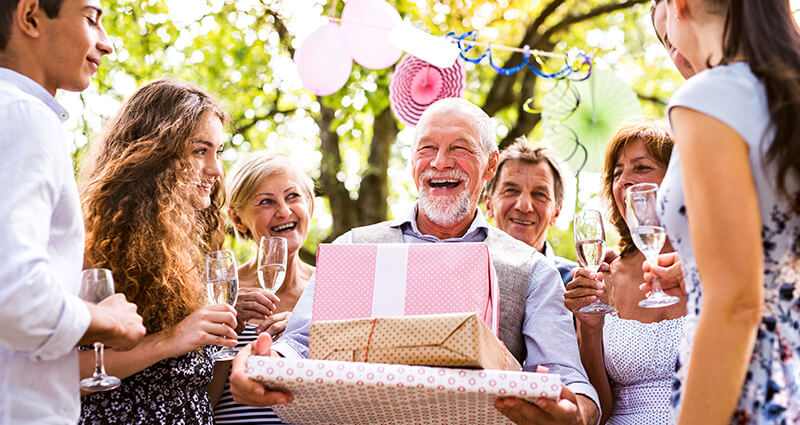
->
xmin=79 ymin=345 xmax=218 ymax=424
xmin=660 ymin=62 xmax=800 ymax=424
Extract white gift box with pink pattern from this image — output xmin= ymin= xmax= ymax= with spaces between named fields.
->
xmin=247 ymin=356 xmax=562 ymax=425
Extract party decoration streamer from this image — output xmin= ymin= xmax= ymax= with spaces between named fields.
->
xmin=541 ymin=69 xmax=642 ymax=173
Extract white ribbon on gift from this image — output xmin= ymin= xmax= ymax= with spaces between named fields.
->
xmin=368 ymin=243 xmax=499 ymax=335
xmin=371 ymin=244 xmax=409 ymax=318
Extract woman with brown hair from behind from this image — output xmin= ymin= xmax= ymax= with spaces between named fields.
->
xmin=78 ymin=78 xmax=239 ymax=424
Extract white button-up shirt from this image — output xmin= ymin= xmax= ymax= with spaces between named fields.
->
xmin=0 ymin=68 xmax=91 ymax=424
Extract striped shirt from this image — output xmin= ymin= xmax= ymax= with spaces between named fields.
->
xmin=213 ymin=325 xmax=288 ymax=424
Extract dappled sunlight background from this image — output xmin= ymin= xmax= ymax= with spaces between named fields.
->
xmin=58 ymin=0 xmax=800 ymax=261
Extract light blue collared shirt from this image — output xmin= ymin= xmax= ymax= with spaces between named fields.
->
xmin=273 ymin=205 xmax=599 ymax=409
xmin=0 ymin=68 xmax=91 ymax=424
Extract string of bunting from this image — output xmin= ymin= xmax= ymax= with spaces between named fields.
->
xmin=445 ymin=31 xmax=593 ymax=80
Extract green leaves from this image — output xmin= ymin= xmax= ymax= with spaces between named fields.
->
xmin=76 ymin=0 xmax=682 ymax=258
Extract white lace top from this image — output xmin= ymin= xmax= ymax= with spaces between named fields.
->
xmin=603 ymin=313 xmax=684 ymax=425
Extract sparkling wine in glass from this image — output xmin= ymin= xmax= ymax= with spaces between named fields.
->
xmin=626 ymin=182 xmax=680 ymax=308
xmin=574 ymin=209 xmax=616 ymax=315
xmin=79 ymin=268 xmax=122 ymax=392
xmin=206 ymin=249 xmax=239 ymax=361
xmin=257 ymin=236 xmax=287 ymax=294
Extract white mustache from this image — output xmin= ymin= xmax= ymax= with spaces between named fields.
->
xmin=419 ymin=168 xmax=469 ymax=186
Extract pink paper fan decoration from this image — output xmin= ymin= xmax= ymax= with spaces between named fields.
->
xmin=389 ymin=55 xmax=466 ymax=126
xmin=294 ymin=22 xmax=353 ymax=96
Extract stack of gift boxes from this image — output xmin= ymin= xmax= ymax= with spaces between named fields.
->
xmin=247 ymin=243 xmax=561 ymax=424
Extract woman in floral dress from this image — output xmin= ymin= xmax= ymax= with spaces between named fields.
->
xmin=78 ymin=79 xmax=238 ymax=424
xmin=655 ymin=0 xmax=800 ymax=423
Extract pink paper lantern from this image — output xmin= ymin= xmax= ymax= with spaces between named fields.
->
xmin=295 ymin=22 xmax=353 ymax=96
xmin=341 ymin=0 xmax=403 ymax=70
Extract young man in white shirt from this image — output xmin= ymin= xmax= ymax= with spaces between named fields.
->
xmin=0 ymin=1 xmax=145 ymax=423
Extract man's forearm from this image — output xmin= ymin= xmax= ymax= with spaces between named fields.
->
xmin=576 ymin=394 xmax=600 ymax=425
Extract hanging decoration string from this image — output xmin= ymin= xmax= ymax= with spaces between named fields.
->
xmin=321 ymin=16 xmax=593 ymax=80
xmin=445 ymin=31 xmax=594 ymax=80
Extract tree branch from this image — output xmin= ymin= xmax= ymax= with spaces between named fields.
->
xmin=535 ymin=0 xmax=650 ymax=48
xmin=525 ymin=0 xmax=569 ymax=44
xmin=484 ymin=0 xmax=649 ymax=140
xmin=233 ymin=107 xmax=297 ymax=135
xmin=499 ymin=69 xmax=543 ymax=150
xmin=483 ymin=0 xmax=567 ymax=115
xmin=259 ymin=2 xmax=295 ymax=56
xmin=637 ymin=92 xmax=667 ymax=106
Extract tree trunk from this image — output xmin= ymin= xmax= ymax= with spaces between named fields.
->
xmin=316 ymin=102 xmax=357 ymax=240
xmin=357 ymin=106 xmax=398 ymax=226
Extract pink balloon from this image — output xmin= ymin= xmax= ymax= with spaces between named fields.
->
xmin=294 ymin=23 xmax=353 ymax=96
xmin=341 ymin=0 xmax=403 ymax=70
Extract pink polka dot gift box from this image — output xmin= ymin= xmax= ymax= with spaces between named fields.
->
xmin=247 ymin=356 xmax=562 ymax=424
xmin=313 ymin=243 xmax=499 ymax=334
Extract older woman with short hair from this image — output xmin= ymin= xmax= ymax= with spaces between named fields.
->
xmin=212 ymin=151 xmax=316 ymax=424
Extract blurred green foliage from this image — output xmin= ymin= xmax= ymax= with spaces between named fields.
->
xmin=69 ymin=0 xmax=683 ymax=261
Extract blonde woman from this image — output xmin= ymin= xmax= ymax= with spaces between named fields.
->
xmin=212 ymin=151 xmax=316 ymax=424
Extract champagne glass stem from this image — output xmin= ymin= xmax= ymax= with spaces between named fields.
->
xmin=647 ymin=255 xmax=666 ymax=295
xmin=93 ymin=342 xmax=106 ymax=378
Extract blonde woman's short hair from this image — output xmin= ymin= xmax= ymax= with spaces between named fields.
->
xmin=226 ymin=151 xmax=315 ymax=240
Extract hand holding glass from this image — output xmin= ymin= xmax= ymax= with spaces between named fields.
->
xmin=574 ymin=209 xmax=616 ymax=315
xmin=206 ymin=249 xmax=240 ymax=361
xmin=626 ymin=183 xmax=679 ymax=308
xmin=79 ymin=268 xmax=122 ymax=392
xmin=257 ymin=236 xmax=287 ymax=294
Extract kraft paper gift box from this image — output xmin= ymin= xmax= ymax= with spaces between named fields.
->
xmin=308 ymin=313 xmax=522 ymax=371
xmin=312 ymin=243 xmax=499 ymax=334
xmin=247 ymin=357 xmax=562 ymax=425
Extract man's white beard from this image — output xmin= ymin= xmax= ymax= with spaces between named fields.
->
xmin=418 ymin=169 xmax=472 ymax=227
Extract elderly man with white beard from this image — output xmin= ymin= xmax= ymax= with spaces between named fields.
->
xmin=228 ymin=98 xmax=600 ymax=425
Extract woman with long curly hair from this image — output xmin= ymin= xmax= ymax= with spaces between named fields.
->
xmin=77 ymin=78 xmax=239 ymax=424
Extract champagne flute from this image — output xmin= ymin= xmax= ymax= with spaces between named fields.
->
xmin=625 ymin=182 xmax=680 ymax=308
xmin=79 ymin=268 xmax=122 ymax=392
xmin=206 ymin=249 xmax=239 ymax=361
xmin=574 ymin=209 xmax=616 ymax=315
xmin=257 ymin=236 xmax=287 ymax=294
